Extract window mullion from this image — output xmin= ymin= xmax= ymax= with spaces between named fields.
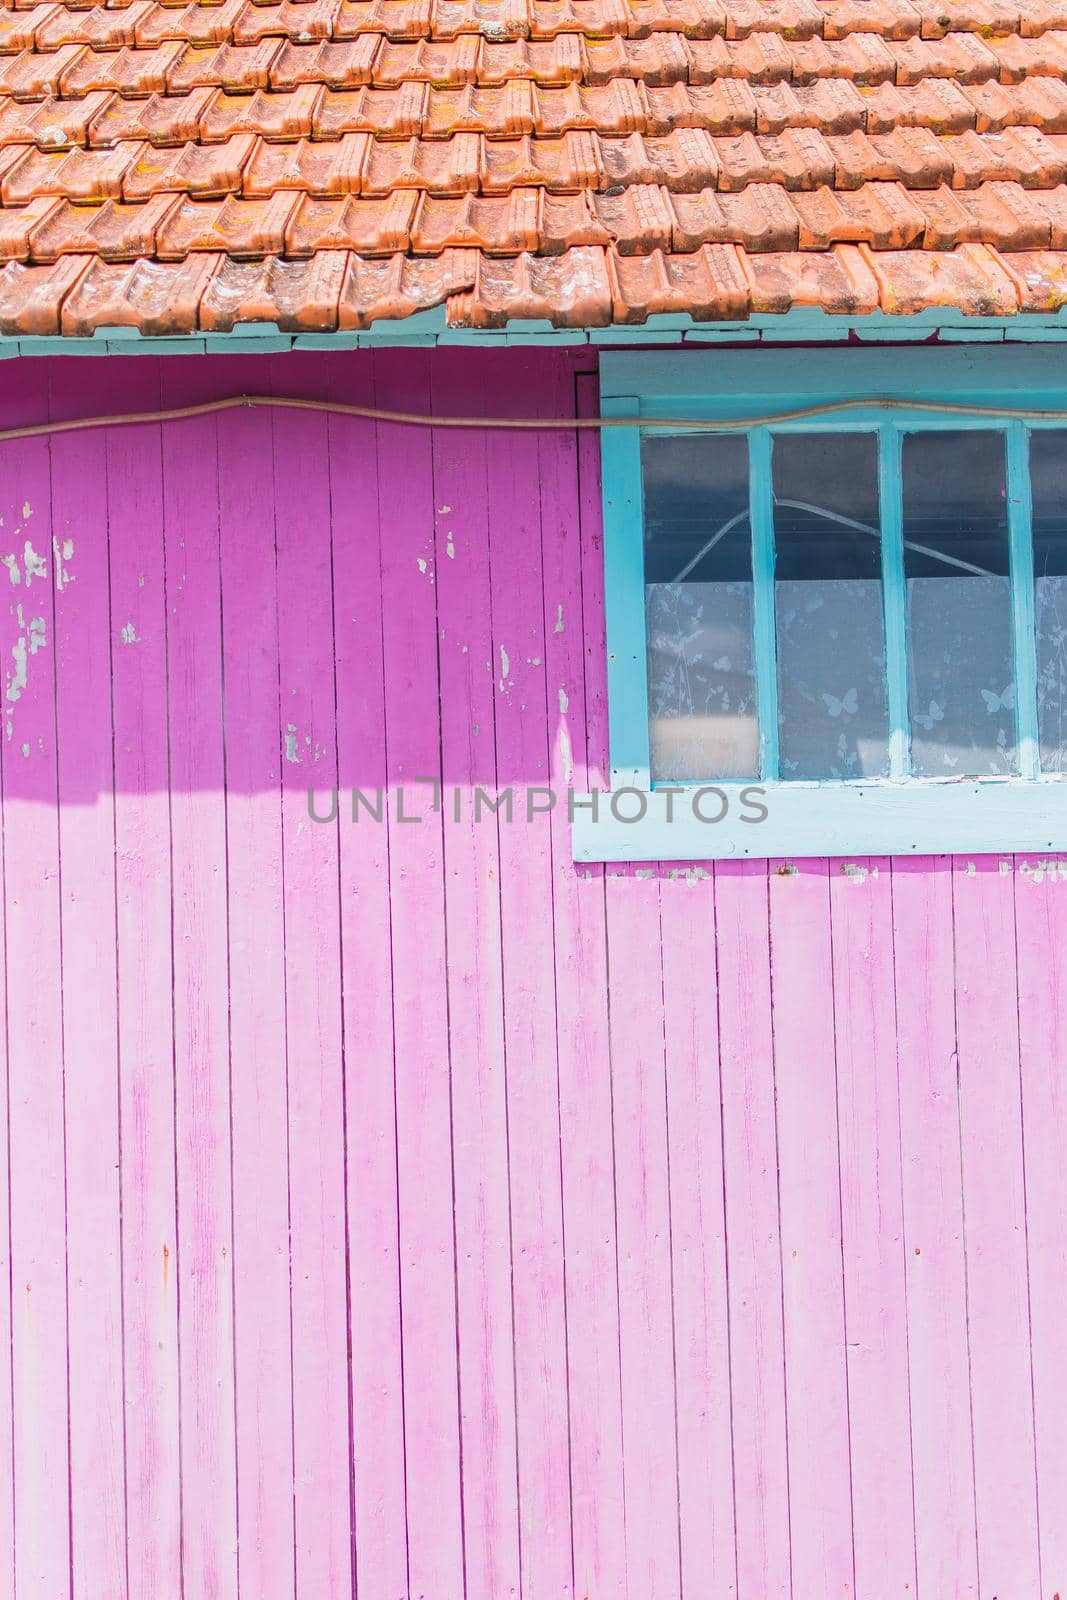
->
xmin=602 ymin=397 xmax=651 ymax=789
xmin=878 ymin=425 xmax=910 ymax=780
xmin=1007 ymin=422 xmax=1040 ymax=780
xmin=749 ymin=427 xmax=779 ymax=782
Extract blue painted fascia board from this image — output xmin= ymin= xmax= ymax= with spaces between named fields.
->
xmin=8 ymin=306 xmax=1067 ymax=357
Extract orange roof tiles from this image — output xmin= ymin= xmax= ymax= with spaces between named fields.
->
xmin=2 ymin=0 xmax=1067 ymax=333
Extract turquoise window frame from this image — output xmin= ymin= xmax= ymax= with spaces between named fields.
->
xmin=573 ymin=344 xmax=1067 ymax=863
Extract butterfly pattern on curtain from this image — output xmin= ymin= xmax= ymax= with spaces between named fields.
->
xmin=775 ymin=578 xmax=889 ymax=781
xmin=908 ymin=574 xmax=1017 ymax=777
xmin=645 ymin=580 xmax=759 ymax=782
xmin=1037 ymin=574 xmax=1067 ymax=774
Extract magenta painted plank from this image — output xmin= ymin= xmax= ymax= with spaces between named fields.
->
xmin=326 ymin=356 xmax=408 ymax=1600
xmin=952 ymin=854 xmax=1040 ymax=1597
xmin=105 ymin=361 xmax=182 ymax=1600
xmin=216 ymin=365 xmax=296 ymax=1600
xmin=542 ymin=361 xmax=626 ymax=1600
xmin=49 ymin=363 xmax=127 ymax=1600
xmin=485 ymin=353 xmax=574 ymax=1600
xmin=158 ymin=360 xmax=238 ymax=1600
xmin=373 ymin=347 xmax=464 ymax=1600
xmin=429 ymin=350 xmax=520 ymax=1600
xmin=659 ymin=866 xmax=735 ymax=1600
xmin=268 ymin=352 xmax=352 ymax=1600
xmin=828 ymin=859 xmax=915 ymax=1600
xmin=713 ymin=860 xmax=790 ymax=1600
xmin=0 ymin=361 xmax=71 ymax=1600
xmin=1014 ymin=853 xmax=1067 ymax=1600
xmin=604 ymin=863 xmax=680 ymax=1600
xmin=768 ymin=859 xmax=853 ymax=1600
xmin=0 ymin=608 xmax=11 ymax=1600
xmin=891 ymin=856 xmax=977 ymax=1598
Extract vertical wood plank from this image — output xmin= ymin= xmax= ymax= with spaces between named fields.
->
xmin=769 ymin=858 xmax=854 ymax=1600
xmin=105 ymin=361 xmax=182 ymax=1600
xmin=373 ymin=347 xmax=465 ymax=1600
xmin=660 ymin=867 xmax=736 ymax=1600
xmin=551 ymin=364 xmax=626 ymax=1600
xmin=714 ymin=859 xmax=790 ymax=1600
xmin=327 ymin=354 xmax=409 ymax=1600
xmin=268 ymin=352 xmax=352 ymax=1600
xmin=0 ymin=514 xmax=11 ymax=1600
xmin=829 ymin=858 xmax=915 ymax=1599
xmin=1014 ymin=853 xmax=1067 ymax=1600
xmin=0 ymin=360 xmax=71 ymax=1600
xmin=952 ymin=854 xmax=1040 ymax=1597
xmin=159 ymin=359 xmax=238 ymax=1600
xmin=605 ymin=864 xmax=680 ymax=1600
xmin=892 ymin=857 xmax=977 ymax=1599
xmin=430 ymin=350 xmax=521 ymax=1600
xmin=217 ymin=364 xmax=296 ymax=1600
xmin=49 ymin=361 xmax=127 ymax=1600
xmin=487 ymin=351 xmax=575 ymax=1600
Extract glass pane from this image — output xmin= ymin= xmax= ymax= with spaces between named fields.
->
xmin=1028 ymin=429 xmax=1067 ymax=773
xmin=642 ymin=433 xmax=757 ymax=781
xmin=772 ymin=432 xmax=889 ymax=779
xmin=903 ymin=431 xmax=1016 ymax=777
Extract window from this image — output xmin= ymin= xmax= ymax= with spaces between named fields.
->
xmin=577 ymin=349 xmax=1067 ymax=862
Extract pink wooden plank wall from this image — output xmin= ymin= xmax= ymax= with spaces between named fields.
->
xmin=0 ymin=347 xmax=1063 ymax=1600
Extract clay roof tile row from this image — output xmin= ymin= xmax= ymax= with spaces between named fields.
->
xmin=2 ymin=0 xmax=1067 ymax=331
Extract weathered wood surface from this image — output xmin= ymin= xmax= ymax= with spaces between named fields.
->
xmin=0 ymin=348 xmax=1062 ymax=1600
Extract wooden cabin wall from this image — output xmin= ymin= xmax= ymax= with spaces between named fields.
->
xmin=0 ymin=346 xmax=1063 ymax=1600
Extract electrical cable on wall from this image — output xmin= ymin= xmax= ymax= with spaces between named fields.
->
xmin=3 ymin=393 xmax=1067 ymax=446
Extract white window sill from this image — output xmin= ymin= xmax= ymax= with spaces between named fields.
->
xmin=570 ymin=778 xmax=1067 ymax=862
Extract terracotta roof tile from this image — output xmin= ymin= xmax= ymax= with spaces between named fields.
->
xmin=339 ymin=243 xmax=476 ymax=322
xmin=0 ymin=42 xmax=84 ymax=100
xmin=984 ymin=30 xmax=1067 ymax=81
xmin=539 ymin=188 xmax=610 ymax=248
xmin=154 ymin=188 xmax=301 ymax=255
xmin=0 ymin=88 xmax=113 ymax=147
xmin=996 ymin=248 xmax=1067 ymax=310
xmin=0 ymin=252 xmax=90 ymax=333
xmin=861 ymin=77 xmax=977 ymax=132
xmin=165 ymin=39 xmax=284 ymax=92
xmin=121 ymin=132 xmax=256 ymax=197
xmin=410 ymin=186 xmax=539 ymax=249
xmin=0 ymin=191 xmax=61 ymax=261
xmin=287 ymin=186 xmax=418 ymax=249
xmin=59 ymin=249 xmax=221 ymax=332
xmin=741 ymin=242 xmax=880 ymax=310
xmin=592 ymin=181 xmax=673 ymax=251
xmin=2 ymin=0 xmax=1067 ymax=329
xmin=232 ymin=0 xmax=342 ymax=44
xmin=599 ymin=127 xmax=716 ymax=189
xmin=861 ymin=239 xmax=1018 ymax=311
xmin=0 ymin=8 xmax=62 ymax=57
xmin=670 ymin=181 xmax=799 ymax=248
xmin=449 ymin=244 xmax=611 ymax=323
xmin=377 ymin=35 xmax=479 ymax=80
xmin=607 ymin=241 xmax=749 ymax=316
xmin=481 ymin=128 xmax=600 ymax=189
xmin=26 ymin=190 xmax=179 ymax=260
xmin=362 ymin=128 xmax=481 ymax=189
xmin=35 ymin=1 xmax=153 ymax=51
xmin=3 ymin=140 xmax=143 ymax=200
xmin=56 ymin=40 xmax=185 ymax=98
xmin=913 ymin=0 xmax=1020 ymax=38
xmin=268 ymin=34 xmax=380 ymax=86
xmin=821 ymin=0 xmax=922 ymax=41
xmin=242 ymin=128 xmax=369 ymax=192
xmin=791 ymin=180 xmax=926 ymax=247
